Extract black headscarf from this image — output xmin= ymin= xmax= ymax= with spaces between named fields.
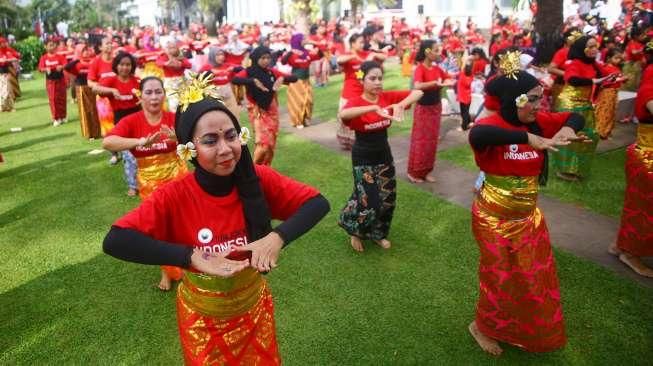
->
xmin=245 ymin=46 xmax=276 ymax=110
xmin=175 ymin=97 xmax=273 ymax=241
xmin=485 ymin=71 xmax=550 ymax=185
xmin=568 ymin=36 xmax=596 ymax=64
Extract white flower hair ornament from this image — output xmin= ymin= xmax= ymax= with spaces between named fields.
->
xmin=177 ymin=141 xmax=197 ymax=161
xmin=239 ymin=127 xmax=251 ymax=145
xmin=515 ymin=94 xmax=529 ymax=108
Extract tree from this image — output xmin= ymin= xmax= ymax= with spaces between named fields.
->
xmin=532 ymin=0 xmax=564 ymax=64
xmin=197 ymin=0 xmax=221 ymax=35
xmin=292 ymin=0 xmax=311 ymax=34
xmin=70 ymin=0 xmax=101 ymax=32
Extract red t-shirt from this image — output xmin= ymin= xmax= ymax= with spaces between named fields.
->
xmin=457 ymin=73 xmax=474 ymax=104
xmin=307 ymin=35 xmax=328 ymax=52
xmin=599 ymin=63 xmax=624 ymax=89
xmin=199 ymin=63 xmax=237 ymax=85
xmin=114 ymin=165 xmax=319 ymax=261
xmin=563 ymin=59 xmax=598 ymax=82
xmin=283 ymin=50 xmax=321 ymax=70
xmin=635 ymin=65 xmax=653 ymax=123
xmin=99 ymin=75 xmax=141 ymax=111
xmin=472 ymin=59 xmax=488 ymax=76
xmin=342 ymin=90 xmax=411 ymax=133
xmin=483 ymin=74 xmax=500 ymax=111
xmin=66 ymin=58 xmax=92 ymax=77
xmin=88 ymin=56 xmax=115 ymax=82
xmin=107 ymin=111 xmax=177 ymax=157
xmin=551 ymin=47 xmax=570 ymax=83
xmin=472 ymin=112 xmax=570 ymax=176
xmin=155 ymin=54 xmax=192 ymax=77
xmin=38 ymin=53 xmax=67 ymax=72
xmin=225 ymin=51 xmax=247 ymax=66
xmin=0 ymin=47 xmax=20 ymax=67
xmin=340 ymin=51 xmax=382 ymax=100
xmin=625 ymin=40 xmax=644 ymax=63
xmin=414 ymin=63 xmax=449 ymax=105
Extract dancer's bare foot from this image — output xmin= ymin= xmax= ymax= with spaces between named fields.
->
xmin=127 ymin=188 xmax=138 ymax=197
xmin=469 ymin=321 xmax=503 ymax=356
xmin=424 ymin=175 xmax=436 ymax=183
xmin=608 ymin=242 xmax=621 ymax=256
xmin=619 ymin=253 xmax=653 ymax=278
xmin=407 ymin=174 xmax=424 ymax=183
xmin=350 ymin=236 xmax=364 ymax=252
xmin=374 ymin=238 xmax=391 ymax=249
xmin=158 ymin=271 xmax=172 ymax=291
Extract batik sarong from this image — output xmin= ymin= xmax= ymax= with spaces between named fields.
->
xmin=287 ymin=79 xmax=313 ymax=127
xmin=248 ymin=99 xmax=279 ymax=166
xmin=594 ymin=87 xmax=618 ymax=139
xmin=407 ymin=103 xmax=442 ymax=179
xmin=76 ymin=85 xmax=100 ymax=138
xmin=46 ymin=78 xmax=67 ymax=120
xmin=0 ymin=73 xmax=13 ymax=111
xmin=336 ymin=98 xmax=355 ymax=150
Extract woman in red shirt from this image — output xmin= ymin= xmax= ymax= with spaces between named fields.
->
xmin=232 ymin=46 xmax=297 ymax=165
xmin=595 ymin=48 xmax=628 ymax=139
xmin=468 ymin=70 xmax=588 ymax=356
xmin=102 ymin=80 xmax=329 ymax=363
xmin=38 ymin=38 xmax=68 ymax=126
xmin=336 ymin=33 xmax=386 ymax=150
xmin=0 ymin=36 xmax=20 ymax=112
xmin=199 ymin=46 xmax=240 ymax=117
xmin=610 ymin=44 xmax=653 ymax=277
xmin=88 ymin=37 xmax=116 ymax=138
xmin=622 ymin=28 xmax=647 ymax=91
xmin=552 ymin=36 xmax=612 ymax=181
xmin=281 ymin=33 xmax=322 ymax=128
xmin=65 ymin=44 xmax=99 ymax=138
xmin=547 ymin=28 xmax=580 ymax=107
xmin=103 ymin=76 xmax=189 ymax=290
xmin=457 ymin=63 xmax=474 ymax=131
xmin=338 ymin=61 xmax=422 ymax=252
xmin=94 ymin=52 xmax=141 ymax=196
xmin=407 ymin=41 xmax=454 ymax=183
xmin=156 ymin=41 xmax=192 ymax=111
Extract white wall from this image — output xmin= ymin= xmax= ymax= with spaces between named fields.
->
xmin=226 ymin=0 xmax=280 ymax=23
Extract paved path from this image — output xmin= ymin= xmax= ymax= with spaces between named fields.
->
xmin=279 ymin=110 xmax=653 ymax=288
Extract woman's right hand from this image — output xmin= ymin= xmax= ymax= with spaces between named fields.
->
xmin=112 ymin=89 xmax=122 ymax=99
xmin=527 ymin=133 xmax=570 ymax=152
xmin=190 ymin=248 xmax=250 ymax=278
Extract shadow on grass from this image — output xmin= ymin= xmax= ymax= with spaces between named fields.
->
xmin=0 ymin=198 xmax=38 ymax=227
xmin=0 ymin=254 xmax=182 ymax=364
xmin=0 ymin=150 xmax=88 ymax=179
xmin=0 ymin=122 xmax=53 ymax=138
xmin=13 ymin=102 xmax=50 ymax=111
xmin=1 ymin=132 xmax=76 ymax=153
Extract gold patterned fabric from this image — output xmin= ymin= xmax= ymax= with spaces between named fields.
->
xmin=471 ymin=174 xmax=566 ymax=352
xmin=595 ymin=87 xmax=618 ymax=139
xmin=0 ymin=73 xmax=13 ymax=111
xmin=76 ymin=85 xmax=100 ymax=138
xmin=552 ymin=85 xmax=599 ymax=178
xmin=135 ymin=151 xmax=188 ymax=200
xmin=176 ymin=268 xmax=280 ymax=365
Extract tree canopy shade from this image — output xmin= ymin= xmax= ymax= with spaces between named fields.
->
xmin=533 ymin=0 xmax=564 ymax=64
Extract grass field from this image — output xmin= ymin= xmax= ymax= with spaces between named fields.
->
xmin=1 ymin=74 xmax=652 ymax=365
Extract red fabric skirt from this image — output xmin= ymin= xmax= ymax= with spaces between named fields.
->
xmin=472 ymin=175 xmax=566 ymax=352
xmin=616 ymin=143 xmax=653 ymax=256
xmin=407 ymin=103 xmax=442 ymax=178
xmin=248 ymin=99 xmax=280 ymax=166
xmin=46 ymin=78 xmax=67 ymax=120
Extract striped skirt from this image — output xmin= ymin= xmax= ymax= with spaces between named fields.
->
xmin=46 ymin=78 xmax=67 ymax=120
xmin=76 ymin=85 xmax=100 ymax=138
xmin=287 ymin=79 xmax=313 ymax=127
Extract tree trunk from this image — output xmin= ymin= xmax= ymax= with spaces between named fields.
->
xmin=279 ymin=0 xmax=285 ymax=22
xmin=205 ymin=12 xmax=217 ymax=36
xmin=534 ymin=0 xmax=564 ymax=64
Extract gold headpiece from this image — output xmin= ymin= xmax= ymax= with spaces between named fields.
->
xmin=567 ymin=30 xmax=583 ymax=44
xmin=646 ymin=40 xmax=653 ymax=52
xmin=498 ymin=50 xmax=521 ymax=80
xmin=170 ymin=72 xmax=223 ymax=112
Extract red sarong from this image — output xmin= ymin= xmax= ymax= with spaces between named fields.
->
xmin=248 ymin=99 xmax=279 ymax=166
xmin=46 ymin=78 xmax=67 ymax=120
xmin=472 ymin=175 xmax=566 ymax=352
xmin=616 ymin=126 xmax=653 ymax=256
xmin=407 ymin=103 xmax=442 ymax=179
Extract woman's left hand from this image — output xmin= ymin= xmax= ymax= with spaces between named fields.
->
xmin=552 ymin=126 xmax=593 ymax=144
xmin=234 ymin=232 xmax=284 ymax=272
xmin=160 ymin=125 xmax=177 ymax=142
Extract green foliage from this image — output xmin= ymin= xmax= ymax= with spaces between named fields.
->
xmin=28 ymin=0 xmax=71 ymax=33
xmin=70 ymin=0 xmax=102 ymax=32
xmin=12 ymin=36 xmax=45 ymax=73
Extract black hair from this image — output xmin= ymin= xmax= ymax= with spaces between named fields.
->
xmin=360 ymin=60 xmax=382 ymax=79
xmin=309 ymin=24 xmax=318 ymax=35
xmin=605 ymin=47 xmax=623 ymax=62
xmin=348 ymin=33 xmax=363 ymax=45
xmin=470 ymin=47 xmax=489 ymax=61
xmin=415 ymin=39 xmax=436 ymax=63
xmin=139 ymin=76 xmax=164 ymax=92
xmin=463 ymin=63 xmax=473 ymax=76
xmin=111 ymin=51 xmax=137 ymax=75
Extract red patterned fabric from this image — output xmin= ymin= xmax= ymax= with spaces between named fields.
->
xmin=407 ymin=103 xmax=442 ymax=179
xmin=46 ymin=78 xmax=67 ymax=119
xmin=616 ymin=144 xmax=653 ymax=257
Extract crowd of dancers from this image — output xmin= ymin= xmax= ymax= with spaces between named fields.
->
xmin=1 ymin=1 xmax=653 ymax=364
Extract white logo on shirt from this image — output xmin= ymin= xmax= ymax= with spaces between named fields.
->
xmin=504 ymin=145 xmax=539 ymax=160
xmin=197 ymin=228 xmax=213 ymax=244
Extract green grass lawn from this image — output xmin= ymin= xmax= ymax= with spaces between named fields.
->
xmin=438 ymin=143 xmax=627 ymax=218
xmin=1 ymin=75 xmax=653 ymax=364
